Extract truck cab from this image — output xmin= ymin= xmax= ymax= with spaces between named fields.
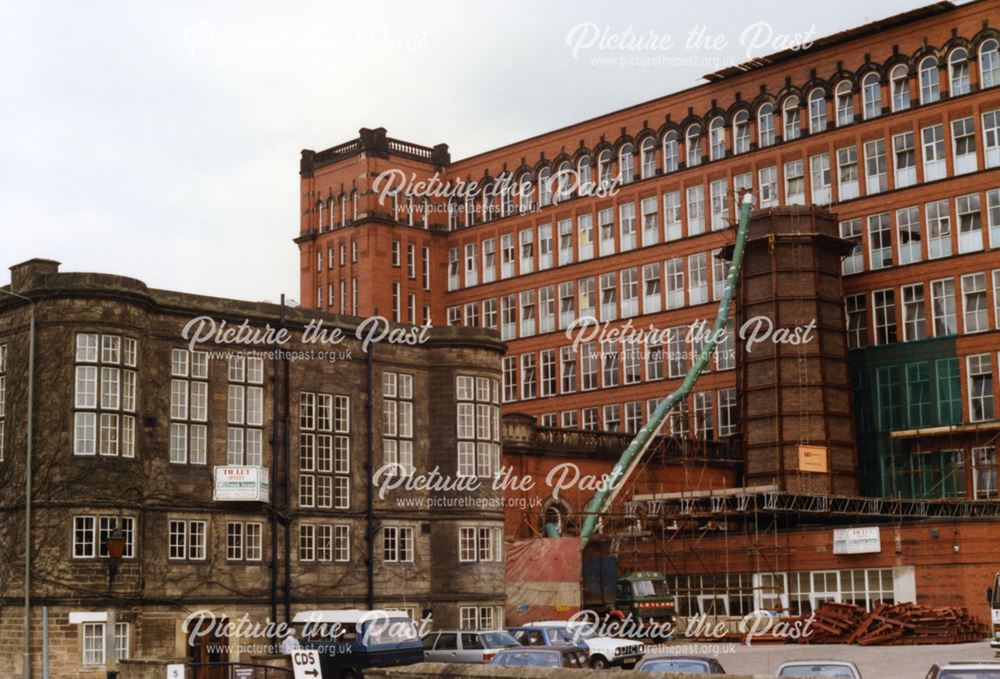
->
xmin=614 ymin=571 xmax=676 ymax=624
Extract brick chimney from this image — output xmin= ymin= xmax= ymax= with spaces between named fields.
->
xmin=9 ymin=258 xmax=60 ymax=294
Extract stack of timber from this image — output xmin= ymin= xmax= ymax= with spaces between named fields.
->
xmin=799 ymin=601 xmax=988 ymax=645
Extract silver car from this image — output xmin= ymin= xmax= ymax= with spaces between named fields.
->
xmin=422 ymin=629 xmax=520 ymax=663
xmin=925 ymin=662 xmax=1000 ymax=678
xmin=776 ymin=660 xmax=863 ymax=678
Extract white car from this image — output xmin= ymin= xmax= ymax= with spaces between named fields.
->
xmin=511 ymin=620 xmax=644 ymax=669
xmin=776 ymin=660 xmax=863 ymax=678
xmin=925 ymin=661 xmax=1000 ymax=678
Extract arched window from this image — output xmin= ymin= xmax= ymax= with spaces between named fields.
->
xmin=640 ymin=137 xmax=656 ymax=179
xmin=862 ymin=72 xmax=882 ymax=119
xmin=499 ymin=174 xmax=513 ymax=217
xmin=538 ymin=167 xmax=552 ymax=207
xmin=556 ymin=161 xmax=572 ymax=202
xmin=662 ymin=132 xmax=679 ymax=173
xmin=980 ymin=39 xmax=1000 ymax=89
xmin=328 ymin=197 xmax=337 ymax=228
xmin=448 ymin=196 xmax=459 ymax=230
xmin=480 ymin=184 xmax=493 ymax=223
xmin=835 ymin=80 xmax=854 ymax=126
xmin=919 ymin=56 xmax=940 ymax=104
xmin=577 ymin=156 xmax=592 ymax=193
xmin=618 ymin=143 xmax=634 ymax=184
xmin=890 ymin=64 xmax=910 ymax=112
xmin=782 ymin=96 xmax=801 ymax=141
xmin=732 ymin=111 xmax=750 ymax=154
xmin=808 ymin=89 xmax=826 ymax=133
xmin=685 ymin=124 xmax=702 ymax=166
xmin=518 ymin=174 xmax=534 ymax=213
xmin=317 ymin=200 xmax=325 ymax=231
xmin=709 ymin=117 xmax=726 ymax=160
xmin=949 ymin=48 xmax=970 ymax=96
xmin=597 ymin=149 xmax=613 ymax=188
xmin=757 ymin=104 xmax=775 ymax=147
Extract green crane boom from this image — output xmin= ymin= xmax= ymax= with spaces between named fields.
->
xmin=579 ymin=193 xmax=755 ymax=547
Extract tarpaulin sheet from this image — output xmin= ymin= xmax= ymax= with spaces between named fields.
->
xmin=505 ymin=537 xmax=582 ymax=625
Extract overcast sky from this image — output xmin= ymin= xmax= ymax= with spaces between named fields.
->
xmin=1 ymin=0 xmax=929 ymax=303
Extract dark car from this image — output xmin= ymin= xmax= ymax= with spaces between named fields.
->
xmin=637 ymin=655 xmax=727 ymax=674
xmin=489 ymin=646 xmax=590 ymax=668
xmin=294 ymin=609 xmax=424 ymax=679
xmin=925 ymin=662 xmax=1000 ymax=679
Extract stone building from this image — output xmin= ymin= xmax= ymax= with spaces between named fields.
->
xmin=0 ymin=258 xmax=506 ymax=678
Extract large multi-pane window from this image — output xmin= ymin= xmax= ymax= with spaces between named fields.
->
xmin=718 ymin=388 xmax=737 ymax=437
xmin=896 ymin=206 xmax=922 ymax=265
xmin=901 ymin=284 xmax=926 ymax=341
xmin=709 ymin=179 xmax=728 ymax=230
xmin=810 ymin=153 xmax=831 ymax=205
xmin=667 ymin=327 xmax=688 ymax=378
xmin=299 ymin=391 xmax=350 ymax=508
xmin=558 ymin=282 xmax=575 ymax=330
xmin=873 ymin=289 xmax=897 ymax=345
xmin=299 ymin=523 xmax=350 ymax=562
xmin=619 ymin=202 xmax=637 ymax=251
xmin=599 ymin=273 xmax=617 ymax=321
xmin=502 ymin=357 xmax=517 ymax=403
xmin=520 ymin=353 xmax=537 ymax=399
xmin=663 ymin=191 xmax=682 ymax=241
xmin=620 ymin=268 xmax=638 ymax=317
xmin=688 ymin=253 xmax=708 ymax=305
xmin=758 ymin=103 xmax=775 ymax=147
xmin=74 ymin=334 xmax=137 ymax=457
xmin=837 ymin=146 xmax=859 ymax=200
xmin=867 ymin=213 xmax=892 ymax=270
xmin=922 ymin=124 xmax=947 ymax=181
xmin=226 ymin=521 xmax=263 ymax=561
xmin=973 ymin=446 xmax=998 ymax=500
xmin=601 ymin=341 xmax=619 ymax=388
xmin=840 ymin=219 xmax=863 ymax=275
xmin=893 ymin=132 xmax=916 ymax=188
xmin=937 ymin=358 xmax=962 ymax=425
xmin=862 ymin=72 xmax=882 ymax=119
xmin=989 ymin=189 xmax=1000 ymax=248
xmin=228 ymin=355 xmax=264 ymax=466
xmin=519 ymin=290 xmax=536 ymax=337
xmin=967 ymin=354 xmax=994 ymax=422
xmin=686 ymin=185 xmax=705 ymax=235
xmin=665 ymin=258 xmax=684 ymax=309
xmin=733 ymin=111 xmax=750 ymax=154
xmin=961 ymin=273 xmax=988 ymax=333
xmin=808 ymin=89 xmax=826 ymax=132
xmin=926 ymin=200 xmax=952 ymax=259
xmin=383 ymin=372 xmax=414 ymax=476
xmin=458 ymin=525 xmax=504 ymax=563
xmin=170 ymin=348 xmax=208 ymax=464
xmin=73 ymin=515 xmax=135 ymax=559
xmin=957 ymin=193 xmax=983 ymax=253
xmin=580 ymin=342 xmax=598 ymax=391
xmin=578 ymin=277 xmax=596 ymax=320
xmin=952 ymin=117 xmax=978 ymax=175
xmin=693 ymin=392 xmax=714 ymax=440
xmin=835 ymin=81 xmax=854 ymax=126
xmin=599 ymin=208 xmax=615 ymax=255
xmin=931 ymin=278 xmax=957 ymax=336
xmin=863 ymin=139 xmax=887 ymax=194
xmin=560 ymin=347 xmax=577 ymax=394
xmin=984 ymin=111 xmax=1000 ymax=169
xmin=168 ymin=519 xmax=207 ymax=560
xmin=758 ymin=166 xmax=777 ymax=207
xmin=642 ymin=263 xmax=662 ymax=314
xmin=383 ymin=525 xmax=414 ymax=563
xmin=845 ymin=294 xmax=868 ymax=349
xmin=459 ymin=606 xmax=504 ymax=631
xmin=540 ymin=349 xmax=556 ymax=397
xmin=456 ymin=376 xmax=501 ymax=478
xmin=784 ymin=159 xmax=804 ymax=205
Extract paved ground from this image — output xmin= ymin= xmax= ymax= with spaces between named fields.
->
xmin=648 ymin=640 xmax=996 ymax=677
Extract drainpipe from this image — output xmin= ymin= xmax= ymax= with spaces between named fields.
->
xmin=282 ymin=299 xmax=291 ymax=625
xmin=366 ymin=311 xmax=375 ymax=610
xmin=1 ymin=289 xmax=35 ymax=679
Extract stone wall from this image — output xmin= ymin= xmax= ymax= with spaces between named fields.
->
xmin=364 ymin=662 xmax=778 ymax=679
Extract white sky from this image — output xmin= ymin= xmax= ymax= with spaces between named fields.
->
xmin=0 ymin=0 xmax=928 ymax=303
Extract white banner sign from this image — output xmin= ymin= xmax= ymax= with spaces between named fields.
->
xmin=833 ymin=527 xmax=881 ymax=555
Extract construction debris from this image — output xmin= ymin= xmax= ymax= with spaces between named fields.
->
xmin=798 ymin=601 xmax=988 ymax=645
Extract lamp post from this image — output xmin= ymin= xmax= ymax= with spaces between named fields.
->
xmin=0 ymin=288 xmax=35 ymax=679
xmin=104 ymin=526 xmax=127 ymax=590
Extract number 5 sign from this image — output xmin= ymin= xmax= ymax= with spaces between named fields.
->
xmin=292 ymin=649 xmax=322 ymax=679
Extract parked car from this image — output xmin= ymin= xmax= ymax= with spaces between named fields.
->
xmin=925 ymin=662 xmax=1000 ymax=678
xmin=508 ymin=620 xmax=644 ymax=669
xmin=776 ymin=660 xmax=863 ymax=678
xmin=636 ymin=655 xmax=726 ymax=674
xmin=489 ymin=646 xmax=590 ymax=668
xmin=422 ymin=629 xmax=520 ymax=663
xmin=294 ymin=609 xmax=424 ymax=679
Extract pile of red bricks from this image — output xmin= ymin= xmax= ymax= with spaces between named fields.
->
xmin=799 ymin=602 xmax=988 ymax=645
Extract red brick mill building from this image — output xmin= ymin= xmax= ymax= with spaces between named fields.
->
xmin=297 ymin=0 xmax=1000 ymax=624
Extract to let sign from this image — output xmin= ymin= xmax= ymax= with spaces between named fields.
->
xmin=833 ymin=527 xmax=882 ymax=554
xmin=798 ymin=445 xmax=828 ymax=473
xmin=213 ymin=466 xmax=270 ymax=502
